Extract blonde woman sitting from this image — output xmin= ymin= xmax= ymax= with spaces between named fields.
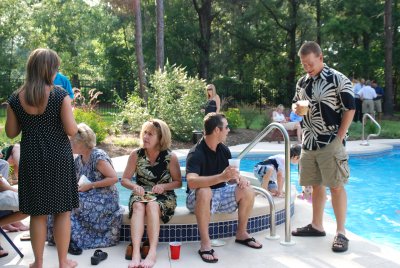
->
xmin=121 ymin=119 xmax=182 ymax=268
xmin=272 ymin=104 xmax=302 ymax=143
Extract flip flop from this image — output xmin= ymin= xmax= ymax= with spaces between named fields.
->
xmin=291 ymin=224 xmax=326 ymax=237
xmin=332 ymin=233 xmax=349 ymax=252
xmin=235 ymin=237 xmax=262 ymax=249
xmin=20 ymin=233 xmax=31 ymax=241
xmin=198 ymin=249 xmax=218 ymax=263
xmin=0 ymin=246 xmax=8 ymax=258
xmin=91 ymin=249 xmax=108 ymax=265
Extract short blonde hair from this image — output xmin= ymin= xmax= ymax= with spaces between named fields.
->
xmin=206 ymin=84 xmax=217 ymax=99
xmin=72 ymin=123 xmax=96 ymax=149
xmin=139 ymin=119 xmax=171 ymax=151
xmin=276 ymin=104 xmax=284 ymax=111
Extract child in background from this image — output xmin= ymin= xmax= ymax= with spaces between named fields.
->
xmin=254 ymin=145 xmax=301 ymax=197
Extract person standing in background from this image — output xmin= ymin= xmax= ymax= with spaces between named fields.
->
xmin=54 ymin=72 xmax=74 ymax=100
xmin=291 ymin=41 xmax=355 ymax=253
xmin=372 ymin=80 xmax=384 ymax=121
xmin=358 ymin=80 xmax=377 ymax=119
xmin=203 ymin=84 xmax=221 ymax=115
xmin=352 ymin=78 xmax=364 ymax=122
xmin=6 ymin=48 xmax=78 ymax=268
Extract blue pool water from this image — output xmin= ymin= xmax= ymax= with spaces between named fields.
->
xmin=117 ymin=148 xmax=400 ymax=251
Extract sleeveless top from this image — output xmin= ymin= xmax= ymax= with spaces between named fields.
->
xmin=205 ymin=99 xmax=217 ymax=115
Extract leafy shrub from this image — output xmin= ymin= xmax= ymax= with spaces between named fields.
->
xmin=224 ymin=108 xmax=243 ymax=131
xmin=116 ymin=64 xmax=205 ymax=141
xmin=73 ymin=108 xmax=108 ymax=144
xmin=238 ymin=103 xmax=258 ymax=129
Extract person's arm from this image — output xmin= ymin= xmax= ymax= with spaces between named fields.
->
xmin=0 ymin=179 xmax=17 ymax=192
xmin=186 ymin=165 xmax=239 ymax=190
xmin=78 ymin=159 xmax=118 ymax=192
xmin=215 ymin=94 xmax=221 ymax=113
xmin=61 ymin=96 xmax=78 ymax=136
xmin=276 ymin=170 xmax=284 ymax=196
xmin=152 ymin=153 xmax=182 ymax=194
xmin=5 ymin=105 xmax=21 ymax=138
xmin=121 ymin=150 xmax=145 ymax=195
xmin=337 ymin=110 xmax=355 ymax=141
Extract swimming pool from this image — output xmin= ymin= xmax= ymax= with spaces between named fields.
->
xmin=117 ymin=148 xmax=400 ymax=250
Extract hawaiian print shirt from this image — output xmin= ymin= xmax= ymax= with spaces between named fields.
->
xmin=293 ymin=64 xmax=355 ymax=150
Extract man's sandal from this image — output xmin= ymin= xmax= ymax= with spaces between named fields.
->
xmin=198 ymin=249 xmax=218 ymax=263
xmin=332 ymin=233 xmax=349 ymax=252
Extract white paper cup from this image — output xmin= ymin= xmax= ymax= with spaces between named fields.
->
xmin=228 ymin=158 xmax=241 ymax=170
xmin=296 ymin=100 xmax=309 ymax=115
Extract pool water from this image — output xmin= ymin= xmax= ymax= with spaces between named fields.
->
xmin=117 ymin=148 xmax=400 ymax=251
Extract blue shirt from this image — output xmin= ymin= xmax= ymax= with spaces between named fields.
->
xmin=374 ymin=86 xmax=384 ymax=100
xmin=54 ymin=72 xmax=74 ymax=99
xmin=289 ymin=111 xmax=303 ymax=122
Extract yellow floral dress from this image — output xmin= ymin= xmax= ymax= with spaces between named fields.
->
xmin=128 ymin=149 xmax=177 ymax=223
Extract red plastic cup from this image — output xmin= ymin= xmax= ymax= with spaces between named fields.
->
xmin=169 ymin=242 xmax=181 ymax=260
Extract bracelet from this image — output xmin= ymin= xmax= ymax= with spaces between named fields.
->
xmin=92 ymin=184 xmax=96 ymax=189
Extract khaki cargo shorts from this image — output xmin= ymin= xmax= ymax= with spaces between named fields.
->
xmin=299 ymin=137 xmax=350 ymax=188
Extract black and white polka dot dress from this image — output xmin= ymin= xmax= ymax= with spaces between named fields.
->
xmin=8 ymin=87 xmax=79 ymax=216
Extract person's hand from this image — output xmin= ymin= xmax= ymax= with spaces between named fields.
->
xmin=237 ymin=176 xmax=250 ymax=189
xmin=222 ymin=166 xmax=240 ymax=183
xmin=152 ymin=184 xmax=165 ymax=194
xmin=78 ymin=184 xmax=92 ymax=192
xmin=133 ymin=185 xmax=145 ymax=196
xmin=292 ymin=103 xmax=300 ymax=115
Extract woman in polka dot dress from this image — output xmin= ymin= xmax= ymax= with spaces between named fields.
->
xmin=5 ymin=48 xmax=79 ymax=268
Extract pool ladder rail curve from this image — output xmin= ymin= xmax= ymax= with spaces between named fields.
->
xmin=360 ymin=113 xmax=381 ymax=146
xmin=237 ymin=122 xmax=295 ymax=246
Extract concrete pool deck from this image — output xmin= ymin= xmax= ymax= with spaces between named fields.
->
xmin=1 ymin=139 xmax=400 ymax=267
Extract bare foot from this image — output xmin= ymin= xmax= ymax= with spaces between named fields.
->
xmin=11 ymin=221 xmax=29 ymax=231
xmin=2 ymin=224 xmax=19 ymax=232
xmin=29 ymin=262 xmax=43 ymax=268
xmin=60 ymin=259 xmax=78 ymax=268
xmin=128 ymin=257 xmax=141 ymax=268
xmin=140 ymin=252 xmax=156 ymax=268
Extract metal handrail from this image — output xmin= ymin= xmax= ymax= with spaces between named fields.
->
xmin=252 ymin=186 xmax=279 ymax=239
xmin=360 ymin=113 xmax=381 ymax=146
xmin=237 ymin=122 xmax=294 ymax=245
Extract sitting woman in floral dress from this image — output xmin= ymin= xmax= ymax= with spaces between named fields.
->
xmin=48 ymin=123 xmax=122 ymax=254
xmin=121 ymin=119 xmax=182 ymax=268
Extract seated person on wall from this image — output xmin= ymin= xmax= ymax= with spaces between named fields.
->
xmin=1 ymin=144 xmax=20 ymax=184
xmin=0 ymin=159 xmax=29 ymax=232
xmin=272 ymin=104 xmax=302 ymax=143
xmin=121 ymin=119 xmax=182 ymax=268
xmin=186 ymin=113 xmax=262 ymax=264
xmin=253 ymin=145 xmax=301 ymax=198
xmin=48 ymin=123 xmax=122 ymax=255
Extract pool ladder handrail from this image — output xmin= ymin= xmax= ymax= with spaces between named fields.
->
xmin=237 ymin=122 xmax=295 ymax=245
xmin=360 ymin=113 xmax=381 ymax=146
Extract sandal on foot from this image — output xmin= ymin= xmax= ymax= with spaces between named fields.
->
xmin=332 ymin=233 xmax=349 ymax=252
xmin=125 ymin=243 xmax=133 ymax=260
xmin=198 ymin=249 xmax=218 ymax=263
xmin=68 ymin=242 xmax=82 ymax=255
xmin=91 ymin=249 xmax=108 ymax=265
xmin=235 ymin=237 xmax=262 ymax=249
xmin=292 ymin=224 xmax=326 ymax=237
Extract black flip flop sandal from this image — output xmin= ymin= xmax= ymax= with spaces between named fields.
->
xmin=198 ymin=249 xmax=218 ymax=263
xmin=292 ymin=224 xmax=326 ymax=237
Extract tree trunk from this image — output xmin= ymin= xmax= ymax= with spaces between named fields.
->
xmin=286 ymin=0 xmax=298 ymax=100
xmin=193 ymin=0 xmax=213 ymax=80
xmin=156 ymin=0 xmax=164 ymax=72
xmin=384 ymin=0 xmax=394 ymax=116
xmin=316 ymin=0 xmax=321 ymax=44
xmin=133 ymin=0 xmax=147 ymax=102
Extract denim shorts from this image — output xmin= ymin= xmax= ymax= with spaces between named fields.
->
xmin=186 ymin=184 xmax=238 ymax=214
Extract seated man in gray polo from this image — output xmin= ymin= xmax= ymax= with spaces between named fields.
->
xmin=185 ymin=113 xmax=262 ymax=264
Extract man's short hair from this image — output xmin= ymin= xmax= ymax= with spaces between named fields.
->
xmin=204 ymin=113 xmax=226 ymax=135
xmin=298 ymin=41 xmax=322 ymax=57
